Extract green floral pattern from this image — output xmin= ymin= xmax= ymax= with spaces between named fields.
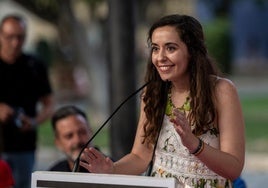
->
xmin=165 ymin=88 xmax=191 ymax=117
xmin=150 ymin=116 xmax=232 ymax=188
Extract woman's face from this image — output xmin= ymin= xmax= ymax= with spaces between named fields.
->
xmin=151 ymin=26 xmax=190 ymax=82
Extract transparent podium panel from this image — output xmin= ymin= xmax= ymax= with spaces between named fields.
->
xmin=31 ymin=171 xmax=177 ymax=188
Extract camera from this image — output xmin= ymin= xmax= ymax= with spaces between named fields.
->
xmin=13 ymin=107 xmax=25 ymax=128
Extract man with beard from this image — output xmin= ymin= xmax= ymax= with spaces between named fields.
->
xmin=48 ymin=105 xmax=96 ymax=172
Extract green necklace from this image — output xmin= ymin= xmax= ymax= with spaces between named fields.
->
xmin=165 ymin=88 xmax=191 ymax=117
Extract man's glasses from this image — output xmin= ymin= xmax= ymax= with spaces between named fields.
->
xmin=1 ymin=32 xmax=25 ymax=41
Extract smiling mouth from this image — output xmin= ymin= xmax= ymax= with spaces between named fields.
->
xmin=158 ymin=65 xmax=173 ymax=71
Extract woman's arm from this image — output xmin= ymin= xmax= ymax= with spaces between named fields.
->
xmin=113 ymin=100 xmax=153 ymax=174
xmin=196 ymin=78 xmax=245 ymax=180
xmin=80 ymin=100 xmax=153 ymax=175
xmin=171 ymin=78 xmax=245 ymax=180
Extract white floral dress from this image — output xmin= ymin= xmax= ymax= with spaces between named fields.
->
xmin=151 ymin=115 xmax=232 ymax=188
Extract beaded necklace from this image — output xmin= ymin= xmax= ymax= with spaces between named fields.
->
xmin=165 ymin=87 xmax=191 ymax=118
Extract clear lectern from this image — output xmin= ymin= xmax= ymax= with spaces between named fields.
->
xmin=31 ymin=171 xmax=178 ymax=188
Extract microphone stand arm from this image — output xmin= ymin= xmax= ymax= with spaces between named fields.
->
xmin=72 ymin=81 xmax=150 ymax=172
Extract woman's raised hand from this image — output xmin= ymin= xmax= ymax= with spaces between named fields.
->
xmin=170 ymin=109 xmax=199 ymax=153
xmin=80 ymin=147 xmax=114 ymax=173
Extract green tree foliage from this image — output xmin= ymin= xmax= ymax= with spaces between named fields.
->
xmin=203 ymin=18 xmax=232 ymax=75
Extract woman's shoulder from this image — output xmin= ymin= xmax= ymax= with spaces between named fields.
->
xmin=211 ymin=76 xmax=237 ymax=91
xmin=211 ymin=76 xmax=239 ymax=100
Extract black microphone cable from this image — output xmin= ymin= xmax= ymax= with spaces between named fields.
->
xmin=72 ymin=81 xmax=150 ymax=172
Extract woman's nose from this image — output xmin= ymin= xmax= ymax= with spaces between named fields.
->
xmin=157 ymin=49 xmax=167 ymax=61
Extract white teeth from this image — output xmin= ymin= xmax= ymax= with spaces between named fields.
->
xmin=159 ymin=66 xmax=170 ymax=71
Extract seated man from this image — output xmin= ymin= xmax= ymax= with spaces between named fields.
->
xmin=48 ymin=105 xmax=96 ymax=172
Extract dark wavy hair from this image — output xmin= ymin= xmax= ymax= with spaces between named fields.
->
xmin=142 ymin=14 xmax=221 ymax=146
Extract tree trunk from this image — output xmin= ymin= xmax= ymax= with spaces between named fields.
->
xmin=108 ymin=0 xmax=137 ymax=160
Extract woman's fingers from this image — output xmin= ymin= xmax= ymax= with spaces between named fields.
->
xmin=89 ymin=147 xmax=105 ymax=158
xmin=79 ymin=147 xmax=114 ymax=173
xmin=170 ymin=109 xmax=191 ymax=137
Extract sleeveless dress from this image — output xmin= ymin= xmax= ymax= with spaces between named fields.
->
xmin=151 ymin=115 xmax=232 ymax=188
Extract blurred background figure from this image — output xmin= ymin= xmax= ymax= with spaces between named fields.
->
xmin=48 ymin=105 xmax=94 ymax=172
xmin=0 ymin=158 xmax=14 ymax=188
xmin=233 ymin=177 xmax=247 ymax=188
xmin=0 ymin=14 xmax=54 ymax=188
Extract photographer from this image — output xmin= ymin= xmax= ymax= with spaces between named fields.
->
xmin=0 ymin=14 xmax=54 ymax=188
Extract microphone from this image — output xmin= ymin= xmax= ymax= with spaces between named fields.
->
xmin=72 ymin=81 xmax=150 ymax=172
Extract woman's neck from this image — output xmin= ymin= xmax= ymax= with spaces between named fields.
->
xmin=171 ymin=79 xmax=190 ymax=94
